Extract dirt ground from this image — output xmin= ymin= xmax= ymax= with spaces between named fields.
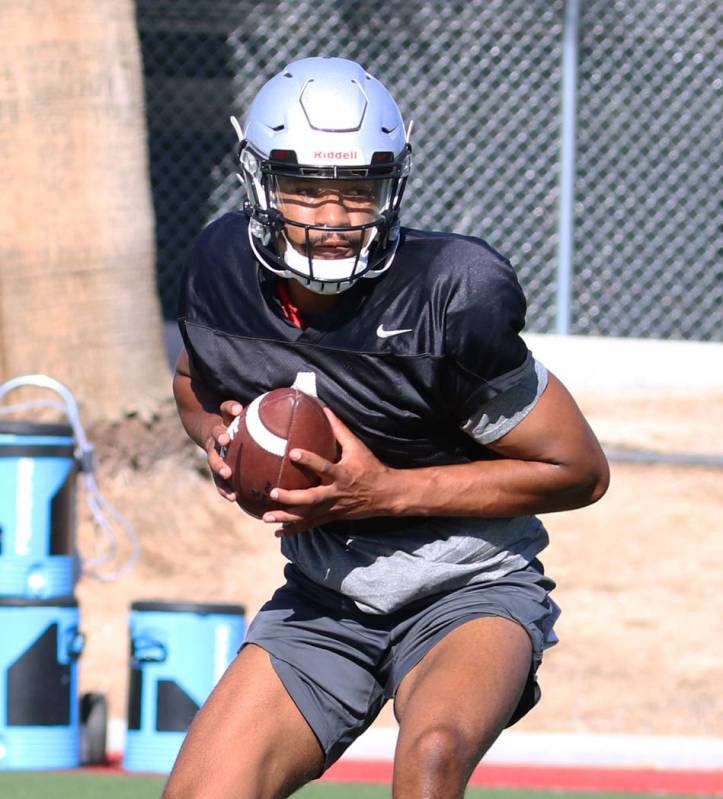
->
xmin=74 ymin=390 xmax=723 ymax=738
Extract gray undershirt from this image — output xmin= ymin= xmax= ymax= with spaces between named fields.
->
xmin=282 ymin=357 xmax=550 ymax=614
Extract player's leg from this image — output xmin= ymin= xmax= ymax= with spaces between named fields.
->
xmin=162 ymin=643 xmax=324 ymax=799
xmin=391 ymin=615 xmax=532 ymax=799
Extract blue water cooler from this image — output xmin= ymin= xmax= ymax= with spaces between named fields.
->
xmin=0 ymin=596 xmax=84 ymax=770
xmin=124 ymin=601 xmax=246 ymax=773
xmin=0 ymin=374 xmax=138 ymax=770
xmin=0 ymin=421 xmax=80 ymax=598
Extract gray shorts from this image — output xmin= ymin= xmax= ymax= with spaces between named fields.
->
xmin=244 ymin=559 xmax=559 ymax=769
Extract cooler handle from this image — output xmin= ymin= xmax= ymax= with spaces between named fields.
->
xmin=131 ymin=634 xmax=168 ymax=664
xmin=64 ymin=625 xmax=86 ymax=661
xmin=0 ymin=374 xmax=140 ymax=582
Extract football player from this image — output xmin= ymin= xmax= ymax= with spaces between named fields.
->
xmin=168 ymin=57 xmax=609 ymax=799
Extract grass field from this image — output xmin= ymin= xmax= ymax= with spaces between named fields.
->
xmin=0 ymin=772 xmax=717 ymax=799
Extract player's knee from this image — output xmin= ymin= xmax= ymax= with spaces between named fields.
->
xmin=402 ymin=723 xmax=478 ymax=780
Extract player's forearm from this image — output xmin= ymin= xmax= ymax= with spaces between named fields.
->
xmin=385 ymin=456 xmax=608 ymax=518
xmin=172 ymin=370 xmax=223 ymax=451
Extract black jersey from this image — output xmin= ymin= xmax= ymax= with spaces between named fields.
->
xmin=179 ymin=212 xmax=549 ymax=613
xmin=181 ymin=213 xmax=533 ymax=465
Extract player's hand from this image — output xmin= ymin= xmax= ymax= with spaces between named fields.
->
xmin=262 ymin=407 xmax=396 ymax=535
xmin=205 ymin=400 xmax=243 ymax=502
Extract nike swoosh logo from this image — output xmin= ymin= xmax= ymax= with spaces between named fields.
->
xmin=376 ymin=324 xmax=414 ymax=338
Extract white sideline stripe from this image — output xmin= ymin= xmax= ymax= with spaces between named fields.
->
xmin=107 ymin=720 xmax=723 ymax=770
xmin=344 ymin=729 xmax=723 ymax=770
xmin=523 ymin=333 xmax=723 ymax=394
xmin=245 ymin=394 xmax=287 ymax=457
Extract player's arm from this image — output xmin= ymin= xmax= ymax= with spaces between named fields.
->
xmin=265 ymin=257 xmax=608 ymax=531
xmin=172 ymin=346 xmax=242 ymax=500
xmin=386 ymin=370 xmax=609 ymax=517
xmin=264 ymin=371 xmax=609 ymax=533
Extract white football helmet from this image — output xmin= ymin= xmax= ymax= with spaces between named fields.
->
xmin=232 ymin=56 xmax=412 ymax=294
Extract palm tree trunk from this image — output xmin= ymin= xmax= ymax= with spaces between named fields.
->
xmin=0 ymin=0 xmax=170 ymax=421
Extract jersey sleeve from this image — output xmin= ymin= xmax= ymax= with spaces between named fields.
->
xmin=443 ymin=244 xmax=548 ymax=444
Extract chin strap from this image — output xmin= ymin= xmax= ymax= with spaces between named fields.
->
xmin=247 ymin=211 xmax=400 ymax=295
xmin=281 ymin=234 xmax=371 ymax=288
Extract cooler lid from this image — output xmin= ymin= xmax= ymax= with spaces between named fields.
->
xmin=131 ymin=600 xmax=246 ymax=615
xmin=0 ymin=420 xmax=74 ymax=437
xmin=0 ymin=595 xmax=78 ymax=607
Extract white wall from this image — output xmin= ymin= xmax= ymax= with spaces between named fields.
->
xmin=524 ymin=334 xmax=723 ymax=395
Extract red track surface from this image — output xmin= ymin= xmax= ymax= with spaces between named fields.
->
xmin=321 ymin=760 xmax=723 ymax=795
xmin=102 ymin=753 xmax=723 ymax=794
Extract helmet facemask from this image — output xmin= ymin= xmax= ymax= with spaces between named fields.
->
xmin=238 ymin=142 xmax=411 ymax=294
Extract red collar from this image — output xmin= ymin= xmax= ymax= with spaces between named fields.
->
xmin=276 ymin=280 xmax=307 ymax=329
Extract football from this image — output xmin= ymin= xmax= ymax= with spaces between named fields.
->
xmin=220 ymin=387 xmax=337 ymax=518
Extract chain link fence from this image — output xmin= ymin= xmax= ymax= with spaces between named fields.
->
xmin=136 ymin=0 xmax=721 ymax=341
xmin=574 ymin=0 xmax=721 ymax=339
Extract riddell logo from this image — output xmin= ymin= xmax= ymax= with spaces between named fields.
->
xmin=313 ymin=151 xmax=358 ymax=160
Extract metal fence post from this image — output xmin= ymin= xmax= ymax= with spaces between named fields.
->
xmin=557 ymin=0 xmax=580 ymax=335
